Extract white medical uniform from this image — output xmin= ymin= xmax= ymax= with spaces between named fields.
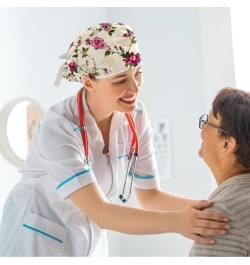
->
xmin=0 ymin=89 xmax=160 ymax=256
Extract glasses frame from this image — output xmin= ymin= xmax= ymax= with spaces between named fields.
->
xmin=199 ymin=114 xmax=230 ymax=135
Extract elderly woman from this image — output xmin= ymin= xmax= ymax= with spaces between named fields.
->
xmin=190 ymin=87 xmax=250 ymax=256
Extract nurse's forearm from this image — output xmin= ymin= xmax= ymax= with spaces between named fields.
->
xmin=69 ymin=183 xmax=229 ymax=241
xmin=69 ymin=183 xmax=180 ymax=235
xmin=98 ymin=202 xmax=180 ymax=234
xmin=135 ymin=188 xmax=196 ymax=211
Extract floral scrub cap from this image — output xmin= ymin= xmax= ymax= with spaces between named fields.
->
xmin=54 ymin=22 xmax=141 ymax=86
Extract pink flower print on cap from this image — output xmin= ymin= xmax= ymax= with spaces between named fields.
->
xmin=100 ymin=23 xmax=112 ymax=31
xmin=68 ymin=61 xmax=77 ymax=71
xmin=123 ymin=52 xmax=141 ymax=66
xmin=88 ymin=37 xmax=108 ymax=50
xmin=61 ymin=22 xmax=141 ymax=83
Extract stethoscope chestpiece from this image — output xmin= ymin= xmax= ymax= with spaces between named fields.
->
xmin=119 ymin=146 xmax=138 ymax=204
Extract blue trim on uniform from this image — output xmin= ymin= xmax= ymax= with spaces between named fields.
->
xmin=135 ymin=107 xmax=143 ymax=113
xmin=73 ymin=126 xmax=86 ymax=132
xmin=128 ymin=172 xmax=155 ymax=179
xmin=56 ymin=169 xmax=91 ymax=189
xmin=22 ymin=224 xmax=63 ymax=243
xmin=118 ymin=154 xmax=128 ymax=159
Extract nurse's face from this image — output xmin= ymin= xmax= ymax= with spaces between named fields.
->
xmin=90 ymin=66 xmax=143 ymax=113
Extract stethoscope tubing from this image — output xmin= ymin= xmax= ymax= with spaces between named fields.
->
xmin=77 ymin=88 xmax=89 ymax=164
xmin=77 ymin=88 xmax=139 ymax=202
xmin=125 ymin=113 xmax=139 ymax=155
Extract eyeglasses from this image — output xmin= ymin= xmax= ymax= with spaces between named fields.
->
xmin=199 ymin=114 xmax=230 ymax=135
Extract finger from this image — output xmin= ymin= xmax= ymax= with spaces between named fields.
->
xmin=192 ymin=200 xmax=213 ymax=210
xmin=196 ymin=210 xmax=229 ymax=222
xmin=191 ymin=234 xmax=216 ymax=245
xmin=192 ymin=227 xmax=227 ymax=236
xmin=194 ymin=219 xmax=231 ymax=230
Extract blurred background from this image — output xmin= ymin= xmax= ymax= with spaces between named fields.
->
xmin=0 ymin=6 xmax=249 ymax=256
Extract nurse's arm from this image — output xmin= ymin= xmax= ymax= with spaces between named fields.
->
xmin=135 ymin=187 xmax=230 ymax=237
xmin=134 ymin=187 xmax=197 ymax=211
xmin=68 ymin=183 xmax=229 ymax=244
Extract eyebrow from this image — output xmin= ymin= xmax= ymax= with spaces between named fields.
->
xmin=112 ymin=67 xmax=142 ymax=80
xmin=112 ymin=74 xmax=127 ymax=80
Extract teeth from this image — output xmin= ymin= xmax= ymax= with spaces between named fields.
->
xmin=121 ymin=96 xmax=135 ymax=102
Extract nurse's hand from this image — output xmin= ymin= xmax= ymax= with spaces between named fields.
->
xmin=177 ymin=200 xmax=230 ymax=244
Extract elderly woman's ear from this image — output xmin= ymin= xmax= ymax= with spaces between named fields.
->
xmin=222 ymin=136 xmax=237 ymax=155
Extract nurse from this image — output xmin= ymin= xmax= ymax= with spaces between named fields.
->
xmin=0 ymin=22 xmax=230 ymax=256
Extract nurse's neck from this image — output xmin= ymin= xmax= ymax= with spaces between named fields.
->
xmin=85 ymin=89 xmax=113 ymax=133
xmin=85 ymin=90 xmax=112 ymax=153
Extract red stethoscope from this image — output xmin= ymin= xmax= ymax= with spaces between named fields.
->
xmin=77 ymin=88 xmax=139 ymax=203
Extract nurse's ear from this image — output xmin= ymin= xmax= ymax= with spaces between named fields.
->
xmin=81 ymin=75 xmax=96 ymax=93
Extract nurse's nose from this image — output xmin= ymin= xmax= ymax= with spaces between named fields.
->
xmin=128 ymin=79 xmax=139 ymax=93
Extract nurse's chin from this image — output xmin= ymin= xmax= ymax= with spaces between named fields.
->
xmin=118 ymin=101 xmax=136 ymax=112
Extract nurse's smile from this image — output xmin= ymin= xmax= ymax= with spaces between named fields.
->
xmin=119 ymin=95 xmax=136 ymax=105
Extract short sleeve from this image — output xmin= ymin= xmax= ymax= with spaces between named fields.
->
xmin=132 ymin=102 xmax=160 ymax=190
xmin=34 ymin=117 xmax=97 ymax=199
xmin=189 ymin=202 xmax=249 ymax=256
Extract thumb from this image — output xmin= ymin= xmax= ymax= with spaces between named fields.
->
xmin=193 ymin=200 xmax=213 ymax=210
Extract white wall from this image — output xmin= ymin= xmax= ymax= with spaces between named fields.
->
xmin=230 ymin=6 xmax=250 ymax=90
xmin=0 ymin=6 xmax=107 ymax=223
xmin=0 ymin=7 xmax=234 ymax=257
xmin=199 ymin=8 xmax=235 ymax=110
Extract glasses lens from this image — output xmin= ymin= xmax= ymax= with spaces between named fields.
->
xmin=199 ymin=120 xmax=204 ymax=129
xmin=199 ymin=114 xmax=207 ymax=129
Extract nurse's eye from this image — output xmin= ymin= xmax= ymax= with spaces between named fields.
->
xmin=135 ymin=71 xmax=142 ymax=76
xmin=115 ymin=79 xmax=127 ymax=85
